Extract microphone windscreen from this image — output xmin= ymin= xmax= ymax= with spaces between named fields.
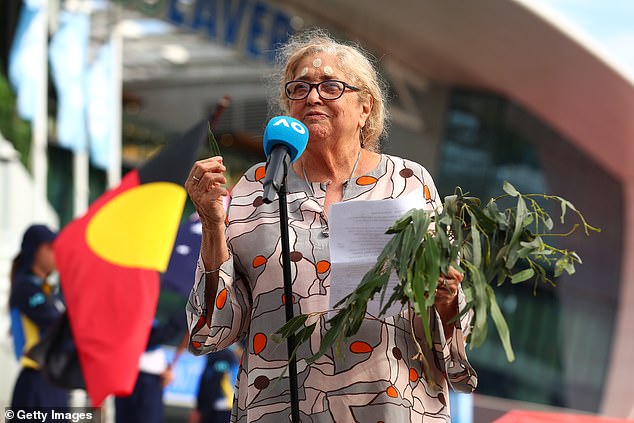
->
xmin=263 ymin=116 xmax=309 ymax=162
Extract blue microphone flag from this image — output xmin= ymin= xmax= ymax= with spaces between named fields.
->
xmin=263 ymin=116 xmax=309 ymax=162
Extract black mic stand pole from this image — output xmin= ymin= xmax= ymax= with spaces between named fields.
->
xmin=278 ymin=181 xmax=301 ymax=423
xmin=263 ymin=159 xmax=301 ymax=423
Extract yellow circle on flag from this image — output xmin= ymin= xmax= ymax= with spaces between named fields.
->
xmin=86 ymin=182 xmax=186 ymax=272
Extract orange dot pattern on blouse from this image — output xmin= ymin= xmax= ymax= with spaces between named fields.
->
xmin=424 ymin=184 xmax=431 ymax=200
xmin=255 ymin=166 xmax=266 ymax=181
xmin=191 ymin=341 xmax=201 ymax=349
xmin=349 ymin=341 xmax=373 ymax=354
xmin=386 ymin=386 xmax=399 ymax=398
xmin=409 ymin=368 xmax=419 ymax=382
xmin=316 ymin=260 xmax=331 ymax=273
xmin=253 ymin=255 xmax=267 ymax=268
xmin=253 ymin=333 xmax=267 ymax=355
xmin=356 ymin=175 xmax=378 ymax=186
xmin=281 ymin=294 xmax=296 ymax=305
xmin=216 ymin=288 xmax=228 ymax=309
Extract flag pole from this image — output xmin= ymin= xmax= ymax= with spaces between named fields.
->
xmin=31 ymin=0 xmax=49 ymax=220
xmin=102 ymin=5 xmax=122 ymax=421
xmin=71 ymin=3 xmax=89 ymax=217
xmin=107 ymin=3 xmax=122 ymax=189
xmin=73 ymin=150 xmax=89 ymax=216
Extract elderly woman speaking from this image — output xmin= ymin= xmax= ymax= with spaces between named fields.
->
xmin=185 ymin=30 xmax=477 ymax=422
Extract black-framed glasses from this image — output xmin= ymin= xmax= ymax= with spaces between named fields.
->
xmin=285 ymin=80 xmax=361 ymax=101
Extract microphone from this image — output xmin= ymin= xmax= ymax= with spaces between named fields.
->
xmin=262 ymin=116 xmax=309 ymax=203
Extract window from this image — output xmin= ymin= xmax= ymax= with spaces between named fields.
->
xmin=437 ymin=88 xmax=623 ymax=412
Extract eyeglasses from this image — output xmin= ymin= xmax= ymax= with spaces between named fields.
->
xmin=285 ymin=80 xmax=361 ymax=101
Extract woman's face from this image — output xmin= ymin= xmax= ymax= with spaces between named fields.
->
xmin=287 ymin=53 xmax=371 ymax=146
xmin=34 ymin=242 xmax=56 ymax=276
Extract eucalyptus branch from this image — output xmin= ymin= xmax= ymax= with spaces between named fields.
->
xmin=537 ymin=224 xmax=580 ymax=238
xmin=275 ymin=182 xmax=599 ymax=369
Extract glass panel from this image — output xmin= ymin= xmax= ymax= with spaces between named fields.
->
xmin=437 ymin=88 xmax=623 ymax=412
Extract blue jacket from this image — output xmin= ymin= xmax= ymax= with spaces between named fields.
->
xmin=10 ymin=272 xmax=64 ymax=369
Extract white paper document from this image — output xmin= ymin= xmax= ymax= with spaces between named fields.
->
xmin=328 ymin=188 xmax=426 ymax=317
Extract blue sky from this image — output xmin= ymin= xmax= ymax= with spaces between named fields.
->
xmin=530 ymin=0 xmax=634 ymax=77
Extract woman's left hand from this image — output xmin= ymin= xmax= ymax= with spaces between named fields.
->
xmin=434 ymin=266 xmax=463 ymax=339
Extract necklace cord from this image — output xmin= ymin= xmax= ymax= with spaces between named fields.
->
xmin=302 ymin=149 xmax=362 ymax=197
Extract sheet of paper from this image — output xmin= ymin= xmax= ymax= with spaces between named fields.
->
xmin=328 ymin=188 xmax=426 ymax=317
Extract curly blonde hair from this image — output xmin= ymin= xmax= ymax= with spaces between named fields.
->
xmin=274 ymin=29 xmax=389 ymax=152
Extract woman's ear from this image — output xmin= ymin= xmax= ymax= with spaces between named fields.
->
xmin=359 ymin=95 xmax=373 ymax=127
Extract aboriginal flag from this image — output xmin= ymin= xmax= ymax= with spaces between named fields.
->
xmin=53 ymin=120 xmax=206 ymax=406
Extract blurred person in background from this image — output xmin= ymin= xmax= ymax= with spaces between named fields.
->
xmin=188 ymin=344 xmax=241 ymax=423
xmin=114 ymin=314 xmax=185 ymax=423
xmin=9 ymin=224 xmax=69 ymax=410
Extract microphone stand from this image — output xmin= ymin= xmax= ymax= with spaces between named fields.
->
xmin=278 ymin=182 xmax=301 ymax=423
xmin=264 ymin=163 xmax=301 ymax=423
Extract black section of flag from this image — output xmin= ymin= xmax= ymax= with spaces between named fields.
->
xmin=138 ymin=119 xmax=207 ymax=185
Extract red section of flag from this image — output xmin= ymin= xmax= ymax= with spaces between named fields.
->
xmin=54 ymin=170 xmax=159 ymax=407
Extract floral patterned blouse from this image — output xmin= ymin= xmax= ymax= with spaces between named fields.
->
xmin=186 ymin=154 xmax=477 ymax=422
